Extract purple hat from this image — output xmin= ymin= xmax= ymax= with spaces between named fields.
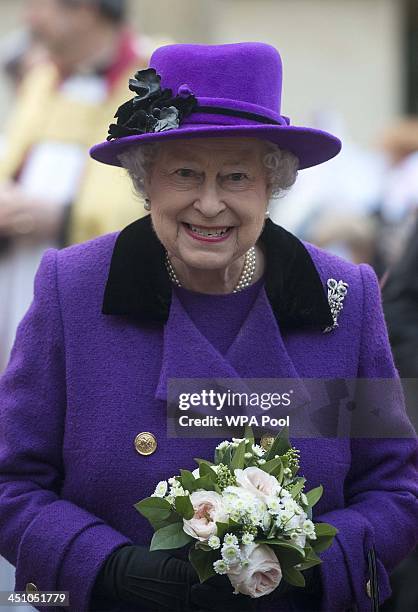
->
xmin=90 ymin=42 xmax=341 ymax=169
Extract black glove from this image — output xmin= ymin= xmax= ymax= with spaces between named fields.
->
xmin=90 ymin=544 xmax=199 ymax=611
xmin=190 ymin=564 xmax=322 ymax=611
xmin=190 ymin=573 xmax=258 ymax=611
xmin=260 ymin=564 xmax=323 ymax=610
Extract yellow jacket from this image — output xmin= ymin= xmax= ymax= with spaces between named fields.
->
xmin=0 ymin=47 xmax=149 ymax=245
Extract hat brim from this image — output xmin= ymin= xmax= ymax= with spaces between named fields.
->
xmin=89 ymin=124 xmax=341 ymax=170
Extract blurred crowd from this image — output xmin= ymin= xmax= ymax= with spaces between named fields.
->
xmin=0 ymin=1 xmax=417 ymax=611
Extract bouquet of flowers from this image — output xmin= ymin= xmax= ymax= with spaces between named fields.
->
xmin=134 ymin=427 xmax=337 ymax=599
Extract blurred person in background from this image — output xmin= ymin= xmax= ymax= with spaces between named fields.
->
xmin=0 ymin=0 xmax=160 ymax=374
xmin=0 ymin=28 xmax=47 ymax=91
xmin=380 ymin=211 xmax=418 ymax=612
xmin=372 ymin=117 xmax=418 ymax=276
xmin=0 ymin=4 xmax=158 ymax=605
xmin=271 ymin=110 xmax=384 ymax=265
xmin=0 ymin=0 xmax=158 ymax=609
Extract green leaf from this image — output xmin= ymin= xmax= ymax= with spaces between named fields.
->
xmin=259 ymin=457 xmax=283 ymax=481
xmin=289 ymin=477 xmax=306 ymax=499
xmin=194 ymin=474 xmax=217 ymax=491
xmin=221 ymin=445 xmax=233 ymax=467
xmin=310 ymin=522 xmax=339 ymax=553
xmin=148 ymin=513 xmax=180 ymax=532
xmin=244 ymin=424 xmax=254 ymax=447
xmin=189 ymin=546 xmax=219 ymax=582
xmin=282 ymin=565 xmax=306 ymax=587
xmin=295 ymin=547 xmax=322 ymax=571
xmin=180 ymin=469 xmax=197 ymax=493
xmin=264 ymin=427 xmax=291 ymax=461
xmin=134 ymin=497 xmax=172 ymax=522
xmin=150 ymin=522 xmax=193 ymax=551
xmin=231 ymin=440 xmax=246 ymax=470
xmin=195 ymin=541 xmax=212 ymax=552
xmin=311 ymin=535 xmax=335 ymax=553
xmin=194 ymin=458 xmax=215 ymax=468
xmin=175 ymin=495 xmax=194 ymax=520
xmin=199 ymin=462 xmax=217 ymax=481
xmin=314 ymin=523 xmax=338 ymax=537
xmin=306 ymin=485 xmax=323 ymax=508
xmin=215 ymin=521 xmax=230 ymax=540
xmin=256 ymin=540 xmax=305 ymax=566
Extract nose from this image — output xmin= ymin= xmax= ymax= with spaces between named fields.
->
xmin=192 ymin=179 xmax=226 ymax=218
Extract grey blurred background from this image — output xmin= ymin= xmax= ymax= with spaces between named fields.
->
xmin=0 ymin=0 xmax=408 ymax=145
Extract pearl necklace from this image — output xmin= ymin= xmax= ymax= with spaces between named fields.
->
xmin=165 ymin=247 xmax=257 ymax=293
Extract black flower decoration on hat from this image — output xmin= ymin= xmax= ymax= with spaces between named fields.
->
xmin=107 ymin=68 xmax=197 ymax=141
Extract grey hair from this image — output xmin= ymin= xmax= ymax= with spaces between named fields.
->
xmin=117 ymin=140 xmax=299 ymax=201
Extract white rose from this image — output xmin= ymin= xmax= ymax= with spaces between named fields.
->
xmin=183 ymin=491 xmax=228 ymax=541
xmin=235 ymin=467 xmax=280 ymax=502
xmin=227 ymin=543 xmax=282 ymax=598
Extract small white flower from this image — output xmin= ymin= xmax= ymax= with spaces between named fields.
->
xmin=266 ymin=496 xmax=281 ymax=514
xmin=279 ymin=489 xmax=291 ymax=499
xmin=222 ymin=543 xmax=241 ymax=564
xmin=152 ymin=481 xmax=168 ymax=497
xmin=283 ymin=468 xmax=292 ymax=477
xmin=251 ymin=444 xmax=264 ymax=458
xmin=224 ymin=533 xmax=239 ymax=546
xmin=278 ymin=509 xmax=294 ymax=525
xmin=208 ymin=535 xmax=221 ymax=549
xmin=213 ymin=559 xmax=229 ymax=574
xmin=263 ymin=512 xmax=272 ymax=531
xmin=282 ymin=497 xmax=298 ymax=513
xmin=241 ymin=532 xmax=254 ymax=545
xmin=290 ymin=531 xmax=306 ymax=548
xmin=303 ymin=519 xmax=316 ymax=537
xmin=168 ymin=477 xmax=178 ymax=486
xmin=244 ymin=452 xmax=252 ymax=459
xmin=171 ymin=485 xmax=186 ymax=497
xmin=300 ymin=492 xmax=308 ymax=506
xmin=216 ymin=441 xmax=230 ymax=450
xmin=258 ymin=458 xmax=266 ymax=465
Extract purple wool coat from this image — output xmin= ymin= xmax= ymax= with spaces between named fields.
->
xmin=0 ymin=216 xmax=417 ymax=612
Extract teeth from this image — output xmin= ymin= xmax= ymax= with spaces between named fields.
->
xmin=189 ymin=224 xmax=229 ymax=237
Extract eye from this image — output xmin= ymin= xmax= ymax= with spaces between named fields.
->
xmin=175 ymin=168 xmax=196 ymax=178
xmin=227 ymin=172 xmax=249 ymax=181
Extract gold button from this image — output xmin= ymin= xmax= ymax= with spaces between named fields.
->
xmin=134 ymin=432 xmax=157 ymax=456
xmin=260 ymin=433 xmax=275 ymax=451
xmin=366 ymin=579 xmax=371 ymax=598
xmin=25 ymin=583 xmax=39 ymax=593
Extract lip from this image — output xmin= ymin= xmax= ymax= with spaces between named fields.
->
xmin=182 ymin=222 xmax=234 ymax=243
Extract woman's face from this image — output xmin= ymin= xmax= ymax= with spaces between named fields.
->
xmin=145 ymin=137 xmax=271 ymax=273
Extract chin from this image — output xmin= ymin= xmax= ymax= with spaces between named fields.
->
xmin=180 ymin=250 xmax=235 ymax=271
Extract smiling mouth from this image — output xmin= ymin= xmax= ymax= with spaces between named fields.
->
xmin=183 ymin=223 xmax=233 ymax=238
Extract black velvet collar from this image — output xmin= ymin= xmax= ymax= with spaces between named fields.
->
xmin=102 ymin=215 xmax=333 ymax=330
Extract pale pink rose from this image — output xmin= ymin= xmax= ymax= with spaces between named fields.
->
xmin=235 ymin=467 xmax=280 ymax=502
xmin=183 ymin=491 xmax=228 ymax=541
xmin=227 ymin=543 xmax=282 ymax=598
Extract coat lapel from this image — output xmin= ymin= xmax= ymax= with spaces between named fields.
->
xmin=155 ymin=285 xmax=311 ymax=415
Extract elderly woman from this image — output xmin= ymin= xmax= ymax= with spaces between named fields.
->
xmin=0 ymin=43 xmax=417 ymax=612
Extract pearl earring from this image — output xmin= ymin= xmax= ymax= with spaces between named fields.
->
xmin=144 ymin=198 xmax=151 ymax=211
xmin=265 ymin=209 xmax=270 ymax=218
